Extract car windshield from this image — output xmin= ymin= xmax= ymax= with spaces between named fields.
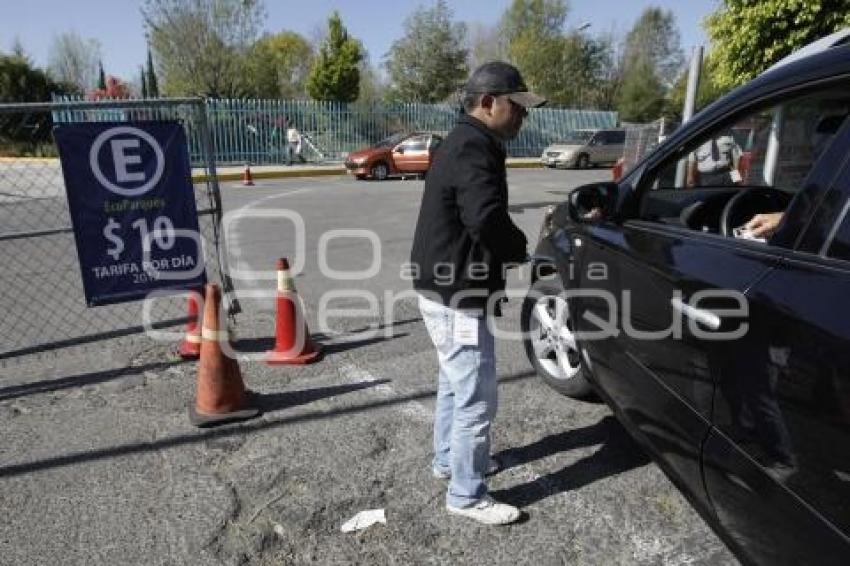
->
xmin=557 ymin=131 xmax=594 ymax=145
xmin=373 ymin=133 xmax=408 ymax=148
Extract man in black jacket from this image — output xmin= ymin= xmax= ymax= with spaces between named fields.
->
xmin=410 ymin=62 xmax=545 ymax=525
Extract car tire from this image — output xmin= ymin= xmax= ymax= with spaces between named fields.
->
xmin=576 ymin=153 xmax=590 ymax=169
xmin=521 ymin=276 xmax=593 ymax=399
xmin=355 ymin=174 xmax=366 ymax=180
xmin=370 ymin=162 xmax=389 ymax=181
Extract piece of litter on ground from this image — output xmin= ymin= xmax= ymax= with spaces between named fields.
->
xmin=273 ymin=523 xmax=285 ymax=537
xmin=340 ymin=509 xmax=386 ymax=533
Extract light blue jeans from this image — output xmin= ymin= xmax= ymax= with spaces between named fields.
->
xmin=418 ymin=294 xmax=497 ymax=508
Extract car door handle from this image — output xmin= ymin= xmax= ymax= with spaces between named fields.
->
xmin=671 ymin=297 xmax=721 ymax=330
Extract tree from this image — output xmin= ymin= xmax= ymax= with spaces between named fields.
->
xmin=140 ymin=66 xmax=149 ymax=98
xmin=499 ymin=0 xmax=609 ymax=107
xmin=47 ymin=32 xmax=101 ymax=92
xmin=617 ymin=7 xmax=684 ymax=121
xmin=501 ymin=0 xmax=569 ymax=45
xmin=500 ymin=0 xmax=570 ymax=103
xmin=622 ymin=7 xmax=683 ymax=86
xmin=384 ymin=0 xmax=468 ymax=103
xmin=357 ymin=59 xmax=387 ymax=104
xmin=0 ymin=54 xmax=71 ymax=150
xmin=142 ymin=0 xmax=266 ymax=97
xmin=706 ymin=0 xmax=850 ymax=90
xmin=245 ymin=31 xmax=313 ymax=99
xmin=664 ymin=53 xmax=727 ymax=121
xmin=89 ymin=75 xmax=132 ymax=100
xmin=10 ymin=38 xmax=31 ymax=64
xmin=617 ymin=58 xmax=666 ymax=122
xmin=468 ymin=23 xmax=507 ymax=69
xmin=0 ymin=55 xmax=64 ymax=104
xmin=146 ymin=48 xmax=159 ymax=97
xmin=97 ymin=61 xmax=106 ymax=90
xmin=306 ymin=12 xmax=363 ymax=102
xmin=584 ymin=32 xmax=626 ymax=111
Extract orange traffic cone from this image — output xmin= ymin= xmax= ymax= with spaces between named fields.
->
xmin=266 ymin=258 xmax=322 ymax=365
xmin=177 ymin=289 xmax=202 ymax=360
xmin=189 ymin=284 xmax=260 ymax=427
xmin=242 ymin=164 xmax=255 ymax=186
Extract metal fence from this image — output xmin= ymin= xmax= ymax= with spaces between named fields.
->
xmin=53 ymin=96 xmax=618 ymax=163
xmin=0 ymin=98 xmax=234 ymax=365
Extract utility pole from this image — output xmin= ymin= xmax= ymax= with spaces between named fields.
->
xmin=675 ymin=46 xmax=703 ymax=188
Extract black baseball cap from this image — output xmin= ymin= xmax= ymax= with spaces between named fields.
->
xmin=464 ymin=62 xmax=547 ymax=108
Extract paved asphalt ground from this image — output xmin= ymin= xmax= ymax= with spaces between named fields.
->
xmin=0 ymin=168 xmax=737 ymax=565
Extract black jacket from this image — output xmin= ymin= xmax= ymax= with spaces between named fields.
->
xmin=410 ymin=115 xmax=527 ymax=310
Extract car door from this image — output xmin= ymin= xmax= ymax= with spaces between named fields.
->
xmin=702 ymin=115 xmax=850 ymax=565
xmin=586 ymin=131 xmax=607 ymax=164
xmin=608 ymin=130 xmax=626 ymax=165
xmin=575 ymin=166 xmax=777 ymax=513
xmin=393 ymin=134 xmax=430 ymax=173
xmin=573 ymin=85 xmax=846 ymax=518
xmin=597 ymin=131 xmax=617 ymax=164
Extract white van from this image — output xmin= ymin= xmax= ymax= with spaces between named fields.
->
xmin=541 ymin=128 xmax=626 ymax=169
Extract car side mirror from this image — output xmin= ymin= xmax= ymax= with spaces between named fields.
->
xmin=568 ymin=182 xmax=619 ymax=223
xmin=395 ymin=146 xmax=405 ymax=154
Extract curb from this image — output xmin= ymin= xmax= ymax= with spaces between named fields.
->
xmin=508 ymin=161 xmax=544 ymax=169
xmin=193 ymin=160 xmax=544 ymax=184
xmin=193 ymin=167 xmax=347 ymax=183
xmin=0 ymin=157 xmax=58 ymax=163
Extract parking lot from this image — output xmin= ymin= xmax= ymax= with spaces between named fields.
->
xmin=0 ymin=168 xmax=736 ymax=565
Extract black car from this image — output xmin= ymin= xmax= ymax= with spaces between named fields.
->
xmin=522 ymin=32 xmax=850 ymax=565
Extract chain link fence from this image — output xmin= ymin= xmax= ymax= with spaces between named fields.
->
xmin=0 ymin=98 xmax=234 ymax=366
xmin=622 ymin=118 xmax=678 ymax=172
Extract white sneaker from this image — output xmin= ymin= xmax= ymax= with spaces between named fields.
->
xmin=432 ymin=457 xmax=501 ymax=480
xmin=446 ymin=496 xmax=521 ymax=525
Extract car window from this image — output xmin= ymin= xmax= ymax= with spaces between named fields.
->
xmin=401 ymin=136 xmax=429 ymax=151
xmin=375 ymin=133 xmax=407 ymax=148
xmin=610 ymin=130 xmax=626 ymax=144
xmin=428 ymin=135 xmax=442 ymax=150
xmin=635 ymin=88 xmax=850 ymax=244
xmin=559 ymin=131 xmax=594 ymax=145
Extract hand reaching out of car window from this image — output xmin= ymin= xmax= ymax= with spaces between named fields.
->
xmin=581 ymin=207 xmax=604 ymax=221
xmin=744 ymin=212 xmax=784 ymax=238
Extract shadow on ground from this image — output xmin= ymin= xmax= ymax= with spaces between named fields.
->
xmin=492 ymin=415 xmax=650 ymax=507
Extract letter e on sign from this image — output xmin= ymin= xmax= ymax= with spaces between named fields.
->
xmin=89 ymin=126 xmax=165 ymax=197
xmin=111 ymin=138 xmax=145 ymax=182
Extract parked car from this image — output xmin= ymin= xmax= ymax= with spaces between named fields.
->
xmin=522 ymin=30 xmax=850 ymax=565
xmin=344 ymin=132 xmax=442 ymax=180
xmin=541 ymin=128 xmax=625 ymax=169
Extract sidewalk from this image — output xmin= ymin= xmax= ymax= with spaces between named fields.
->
xmin=191 ymin=158 xmax=543 ymax=183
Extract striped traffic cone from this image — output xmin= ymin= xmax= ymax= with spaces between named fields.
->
xmin=266 ymin=258 xmax=322 ymax=365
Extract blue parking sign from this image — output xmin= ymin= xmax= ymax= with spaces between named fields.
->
xmin=54 ymin=121 xmax=206 ymax=306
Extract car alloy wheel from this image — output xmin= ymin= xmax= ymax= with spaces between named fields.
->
xmin=530 ymin=294 xmax=582 ymax=381
xmin=371 ymin=162 xmax=389 ymax=181
xmin=521 ymin=278 xmax=592 ymax=398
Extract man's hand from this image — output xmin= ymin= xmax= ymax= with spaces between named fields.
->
xmin=581 ymin=207 xmax=603 ymax=221
xmin=744 ymin=212 xmax=784 ymax=238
